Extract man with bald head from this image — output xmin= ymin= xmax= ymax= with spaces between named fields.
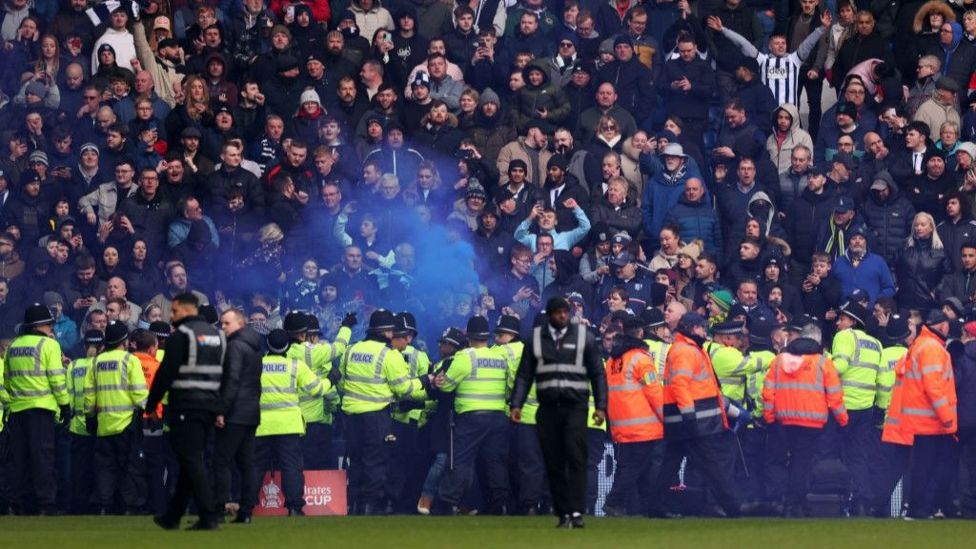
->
xmin=579 ymin=82 xmax=637 ymax=144
xmin=114 ymin=70 xmax=171 ymax=126
xmin=89 ymin=276 xmax=143 ymax=329
xmin=856 ymin=132 xmax=891 ymax=189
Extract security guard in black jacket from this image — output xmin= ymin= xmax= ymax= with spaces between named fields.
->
xmin=213 ymin=309 xmax=264 ymax=524
xmin=510 ymin=297 xmax=608 ymax=529
xmin=147 ymin=293 xmax=226 ymax=530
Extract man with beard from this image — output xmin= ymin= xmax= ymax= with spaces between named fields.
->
xmin=542 ymin=155 xmax=589 ymax=230
xmin=831 ymin=227 xmax=896 ymax=304
xmin=264 ymin=55 xmax=303 ymax=119
xmin=863 ymin=171 xmax=915 ymax=268
xmin=937 ymin=192 xmax=976 ymax=273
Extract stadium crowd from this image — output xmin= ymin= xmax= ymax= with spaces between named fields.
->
xmin=2 ymin=0 xmax=976 ymax=526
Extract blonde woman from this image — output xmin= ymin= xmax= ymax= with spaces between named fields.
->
xmin=896 ymin=212 xmax=951 ymax=312
xmin=165 ymin=74 xmax=211 ymax=141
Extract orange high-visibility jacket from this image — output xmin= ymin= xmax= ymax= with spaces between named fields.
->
xmin=881 ymin=354 xmax=915 ymax=446
xmin=763 ymin=352 xmax=849 ymax=428
xmin=662 ymin=332 xmax=727 ymax=439
xmin=883 ymin=326 xmax=957 ymax=438
xmin=606 ymin=346 xmax=664 ymax=443
xmin=136 ymin=351 xmax=163 ymax=419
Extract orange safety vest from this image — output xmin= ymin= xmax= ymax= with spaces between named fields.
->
xmin=136 ymin=351 xmax=163 ymax=419
xmin=662 ymin=332 xmax=727 ymax=439
xmin=881 ymin=354 xmax=914 ymax=446
xmin=606 ymin=346 xmax=664 ymax=443
xmin=883 ymin=326 xmax=957 ymax=440
xmin=763 ymin=352 xmax=849 ymax=429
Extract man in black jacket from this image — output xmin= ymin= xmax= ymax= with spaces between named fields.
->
xmin=511 ymin=297 xmax=607 ymax=529
xmin=213 ymin=308 xmax=263 ymax=524
xmin=148 ymin=293 xmax=226 ymax=530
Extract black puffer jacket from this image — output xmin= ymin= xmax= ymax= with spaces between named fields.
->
xmin=862 ymin=172 xmax=916 ymax=266
xmin=895 ymin=237 xmax=952 ymax=312
xmin=955 ymin=340 xmax=976 ymax=433
xmin=786 ymin=184 xmax=836 ymax=266
xmin=219 ymin=326 xmax=264 ymax=426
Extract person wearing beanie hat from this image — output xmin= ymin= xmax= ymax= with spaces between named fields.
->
xmin=831 ymin=297 xmax=884 ymax=513
xmin=257 ymin=326 xmax=328 ymax=516
xmin=707 ymin=289 xmax=734 ymax=327
xmin=652 ymin=309 xmax=742 ymax=518
xmin=85 ymin=319 xmax=148 ymax=512
xmin=340 ymin=306 xmax=433 ymax=515
xmin=915 ymin=76 xmax=961 ymax=142
xmin=478 ymin=87 xmax=500 ymax=107
xmin=510 ymin=287 xmax=606 ymax=528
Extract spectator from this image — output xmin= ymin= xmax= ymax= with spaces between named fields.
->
xmin=862 ymin=170 xmax=915 ymax=268
xmin=832 ymin=226 xmax=896 ymax=304
xmin=896 ymin=212 xmax=952 ymax=313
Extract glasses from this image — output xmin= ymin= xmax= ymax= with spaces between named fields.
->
xmin=559 ymin=42 xmax=574 ymax=48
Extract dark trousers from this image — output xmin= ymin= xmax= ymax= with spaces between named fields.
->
xmin=68 ymin=434 xmax=95 ymax=514
xmin=302 ymin=422 xmax=333 ymax=470
xmin=387 ymin=419 xmax=423 ymax=512
xmin=162 ymin=410 xmax=217 ymax=524
xmin=765 ymin=424 xmax=821 ymax=509
xmin=604 ymin=439 xmax=663 ymax=515
xmin=142 ymin=430 xmax=171 ymax=516
xmin=512 ymin=423 xmax=546 ymax=513
xmin=960 ymin=429 xmax=976 ymax=516
xmin=841 ymin=409 xmax=877 ymax=506
xmin=653 ymin=433 xmax=740 ymax=516
xmin=438 ymin=411 xmax=510 ymax=512
xmin=871 ymin=440 xmax=910 ymax=515
xmin=8 ymin=408 xmax=57 ymax=512
xmin=737 ymin=426 xmax=768 ymax=503
xmin=345 ymin=409 xmax=394 ymax=509
xmin=214 ymin=424 xmax=257 ymax=512
xmin=93 ymin=421 xmax=146 ymax=511
xmin=800 ymin=74 xmax=823 ymax=139
xmin=536 ymin=402 xmax=588 ymax=517
xmin=256 ymin=434 xmax=304 ymax=511
xmin=908 ymin=434 xmax=958 ymax=518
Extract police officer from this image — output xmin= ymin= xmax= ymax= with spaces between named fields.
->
xmin=339 ymin=309 xmax=433 ymax=515
xmin=214 ymin=309 xmax=263 ymax=524
xmin=3 ymin=303 xmax=69 ymax=515
xmin=741 ymin=318 xmax=778 ymax=508
xmin=641 ymin=308 xmax=671 ymax=377
xmin=85 ymin=321 xmax=149 ymax=514
xmin=66 ymin=330 xmax=103 ymax=514
xmin=511 ymin=297 xmax=607 ymax=529
xmin=831 ymin=301 xmax=883 ymax=516
xmin=256 ymin=329 xmax=327 ymax=516
xmin=496 ymin=314 xmax=542 ymax=515
xmin=435 ymin=315 xmax=512 ymax=515
xmin=149 ymin=321 xmax=171 ymax=363
xmin=387 ymin=312 xmax=432 ymax=513
xmin=706 ymin=320 xmax=750 ymax=406
xmin=283 ymin=311 xmax=353 ymax=470
xmin=416 ymin=327 xmax=466 ymax=515
xmin=147 ymin=293 xmax=226 ymax=530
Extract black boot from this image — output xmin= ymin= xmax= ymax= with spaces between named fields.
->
xmin=556 ymin=514 xmax=572 ymax=528
xmin=232 ymin=512 xmax=251 ymax=524
xmin=288 ymin=507 xmax=306 ymax=517
xmin=570 ymin=512 xmax=585 ymax=528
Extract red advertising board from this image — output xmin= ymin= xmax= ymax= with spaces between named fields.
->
xmin=254 ymin=470 xmax=348 ymax=516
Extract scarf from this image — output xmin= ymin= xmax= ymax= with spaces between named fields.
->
xmin=824 ymin=217 xmax=848 ymax=258
xmin=660 ymin=163 xmax=687 ymax=186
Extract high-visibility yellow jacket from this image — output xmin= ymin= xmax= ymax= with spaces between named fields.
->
xmin=67 ymin=357 xmax=93 ymax=436
xmin=289 ymin=326 xmax=350 ymax=425
xmin=499 ymin=341 xmax=534 ymax=424
xmin=440 ymin=346 xmax=508 ymax=414
xmin=3 ymin=333 xmax=68 ymax=415
xmin=393 ymin=344 xmax=432 ymax=424
xmin=257 ymin=355 xmax=327 ymax=437
xmin=704 ymin=341 xmax=752 ymax=404
xmin=877 ymin=345 xmax=906 ymax=411
xmin=84 ymin=349 xmax=149 ymax=436
xmin=832 ymin=328 xmax=883 ymax=411
xmin=339 ymin=339 xmax=426 ymax=414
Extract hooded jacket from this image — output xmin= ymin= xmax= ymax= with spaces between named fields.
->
xmin=768 ymin=104 xmax=814 ymax=179
xmin=513 ymin=61 xmax=570 ymax=133
xmin=923 ymin=21 xmax=976 ymax=89
xmin=348 ymin=0 xmax=394 ymax=43
xmin=640 ymin=151 xmax=703 ymax=239
xmin=862 ymin=171 xmax=916 ymax=266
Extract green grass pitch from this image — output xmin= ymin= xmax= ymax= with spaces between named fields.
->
xmin=2 ymin=516 xmax=975 ymax=548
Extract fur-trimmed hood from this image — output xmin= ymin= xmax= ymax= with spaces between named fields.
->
xmin=914 ymin=0 xmax=956 ymax=34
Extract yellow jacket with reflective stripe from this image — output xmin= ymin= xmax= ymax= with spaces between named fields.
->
xmin=339 ymin=339 xmax=425 ymax=414
xmin=745 ymin=349 xmax=776 ymax=418
xmin=643 ymin=339 xmax=670 ymax=379
xmin=257 ymin=355 xmax=327 ymax=436
xmin=67 ymin=357 xmax=93 ymax=436
xmin=704 ymin=341 xmax=752 ymax=404
xmin=84 ymin=349 xmax=148 ymax=436
xmin=442 ymin=346 xmax=509 ymax=414
xmin=2 ymin=334 xmax=68 ymax=414
xmin=0 ymin=358 xmax=6 ymax=432
xmin=289 ymin=327 xmax=350 ymax=425
xmin=499 ymin=341 xmax=535 ymax=424
xmin=832 ymin=328 xmax=883 ymax=410
xmin=394 ymin=344 xmax=432 ymax=424
xmin=878 ymin=345 xmax=907 ymax=411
